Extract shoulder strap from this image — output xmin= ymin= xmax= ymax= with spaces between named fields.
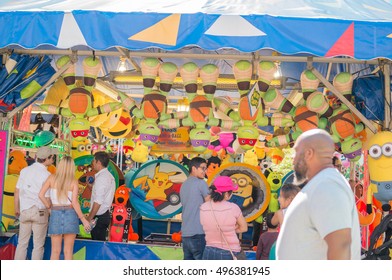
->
xmin=209 ymin=201 xmax=237 ymax=260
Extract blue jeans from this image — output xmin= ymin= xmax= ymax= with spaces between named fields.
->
xmin=202 ymin=246 xmax=234 ymax=260
xmin=182 ymin=234 xmax=206 ymax=260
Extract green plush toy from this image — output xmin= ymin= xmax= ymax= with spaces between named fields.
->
xmin=261 ymin=68 xmax=331 ymax=147
xmin=40 ymin=55 xmax=122 ymax=142
xmin=160 ymin=63 xmax=240 ymax=152
xmin=118 ymin=58 xmax=186 ymax=147
xmin=214 ymin=60 xmax=294 ymax=151
xmin=328 ymin=73 xmax=364 ymax=162
xmin=265 ymin=168 xmax=283 ymax=212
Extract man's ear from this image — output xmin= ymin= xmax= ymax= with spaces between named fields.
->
xmin=304 ymin=147 xmax=314 ymax=161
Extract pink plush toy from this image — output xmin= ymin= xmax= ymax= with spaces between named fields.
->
xmin=214 ymin=132 xmax=236 ymax=154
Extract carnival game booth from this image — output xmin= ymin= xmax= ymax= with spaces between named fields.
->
xmin=1 ymin=0 xmax=392 ymax=259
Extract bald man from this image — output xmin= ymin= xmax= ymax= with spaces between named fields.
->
xmin=276 ymin=129 xmax=361 ymax=260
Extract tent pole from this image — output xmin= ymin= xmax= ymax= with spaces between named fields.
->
xmin=382 ymin=60 xmax=391 ymax=130
xmin=6 ymin=60 xmax=73 ymax=119
xmin=5 ymin=48 xmax=380 ymax=65
xmin=116 ymin=47 xmax=141 ymax=72
xmin=310 ymin=68 xmax=378 ymax=134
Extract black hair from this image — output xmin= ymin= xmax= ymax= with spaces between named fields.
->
xmin=94 ymin=151 xmax=110 ymax=167
xmin=207 ymin=156 xmax=221 ymax=167
xmin=280 ymin=183 xmax=301 ymax=199
xmin=189 ymin=157 xmax=206 ymax=172
xmin=332 ymin=156 xmax=340 ymax=166
xmin=209 ymin=185 xmax=232 ymax=202
xmin=266 ymin=212 xmax=278 ymax=229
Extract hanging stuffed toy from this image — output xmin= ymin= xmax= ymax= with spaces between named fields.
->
xmin=118 ymin=58 xmax=185 ymax=147
xmin=40 ymin=55 xmax=123 ymax=142
xmin=301 ymin=70 xmax=333 ymax=118
xmin=259 ymin=64 xmax=326 ymax=147
xmin=160 ymin=63 xmax=239 ymax=152
xmin=366 ymin=131 xmax=392 ymax=214
xmin=214 ymin=60 xmax=293 ymax=151
xmin=208 ymin=132 xmax=237 ymax=154
xmin=131 ymin=139 xmax=150 ymax=163
xmin=328 ymin=72 xmax=364 ymax=162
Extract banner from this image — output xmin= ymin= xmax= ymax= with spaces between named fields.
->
xmin=151 ymin=127 xmax=194 ymax=153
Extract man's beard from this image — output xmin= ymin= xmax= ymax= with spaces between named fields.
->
xmin=294 ymin=158 xmax=307 ymax=184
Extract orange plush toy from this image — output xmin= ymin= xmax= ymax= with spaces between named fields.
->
xmin=109 ymin=185 xmax=139 ymax=242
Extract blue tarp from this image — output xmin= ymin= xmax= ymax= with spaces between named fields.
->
xmin=0 ymin=0 xmax=391 ymax=60
xmin=353 ymin=74 xmax=390 ymax=121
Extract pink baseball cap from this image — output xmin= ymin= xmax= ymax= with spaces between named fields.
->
xmin=213 ymin=176 xmax=238 ymax=194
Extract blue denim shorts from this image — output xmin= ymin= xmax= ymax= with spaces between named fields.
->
xmin=48 ymin=208 xmax=79 ymax=235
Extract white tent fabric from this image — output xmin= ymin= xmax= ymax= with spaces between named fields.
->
xmin=1 ymin=0 xmax=392 ymax=60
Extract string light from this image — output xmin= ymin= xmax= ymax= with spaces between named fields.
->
xmin=117 ymin=57 xmax=127 ymax=72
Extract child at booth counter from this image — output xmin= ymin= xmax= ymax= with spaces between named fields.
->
xmin=271 ymin=183 xmax=301 ymax=228
xmin=256 ymin=212 xmax=279 ymax=260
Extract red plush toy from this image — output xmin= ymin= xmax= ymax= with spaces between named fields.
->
xmin=109 ymin=185 xmax=139 ymax=242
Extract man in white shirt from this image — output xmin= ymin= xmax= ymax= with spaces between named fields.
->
xmin=276 ymin=129 xmax=361 ymax=260
xmin=14 ymin=146 xmax=57 ymax=260
xmin=87 ymin=151 xmax=115 ymax=241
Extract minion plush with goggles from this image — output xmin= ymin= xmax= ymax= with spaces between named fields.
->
xmin=366 ymin=131 xmax=392 ymax=214
xmin=71 ymin=138 xmax=92 ymax=159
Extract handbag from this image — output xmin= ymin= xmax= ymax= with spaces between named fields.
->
xmin=209 ymin=201 xmax=247 ymax=260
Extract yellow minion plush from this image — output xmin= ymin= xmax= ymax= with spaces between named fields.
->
xmin=366 ymin=131 xmax=392 ymax=213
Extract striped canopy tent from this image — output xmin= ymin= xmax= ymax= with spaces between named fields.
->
xmin=0 ymin=0 xmax=391 ymax=59
xmin=0 ymin=0 xmax=391 ymax=130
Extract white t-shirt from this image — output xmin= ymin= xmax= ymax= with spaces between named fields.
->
xmin=90 ymin=168 xmax=115 ymax=215
xmin=276 ymin=168 xmax=361 ymax=260
xmin=16 ymin=162 xmax=51 ymax=211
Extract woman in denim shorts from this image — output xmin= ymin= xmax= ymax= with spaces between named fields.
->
xmin=39 ymin=156 xmax=91 ymax=260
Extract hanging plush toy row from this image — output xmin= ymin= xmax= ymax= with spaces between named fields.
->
xmin=41 ymin=57 xmax=367 ymax=160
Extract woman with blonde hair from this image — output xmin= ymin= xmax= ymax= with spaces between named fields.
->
xmin=39 ymin=156 xmax=90 ymax=260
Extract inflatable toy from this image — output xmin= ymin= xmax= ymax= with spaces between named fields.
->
xmin=33 ymin=130 xmax=55 ymax=147
xmin=100 ymin=110 xmax=134 ymax=139
xmin=2 ymin=174 xmax=19 ymax=231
